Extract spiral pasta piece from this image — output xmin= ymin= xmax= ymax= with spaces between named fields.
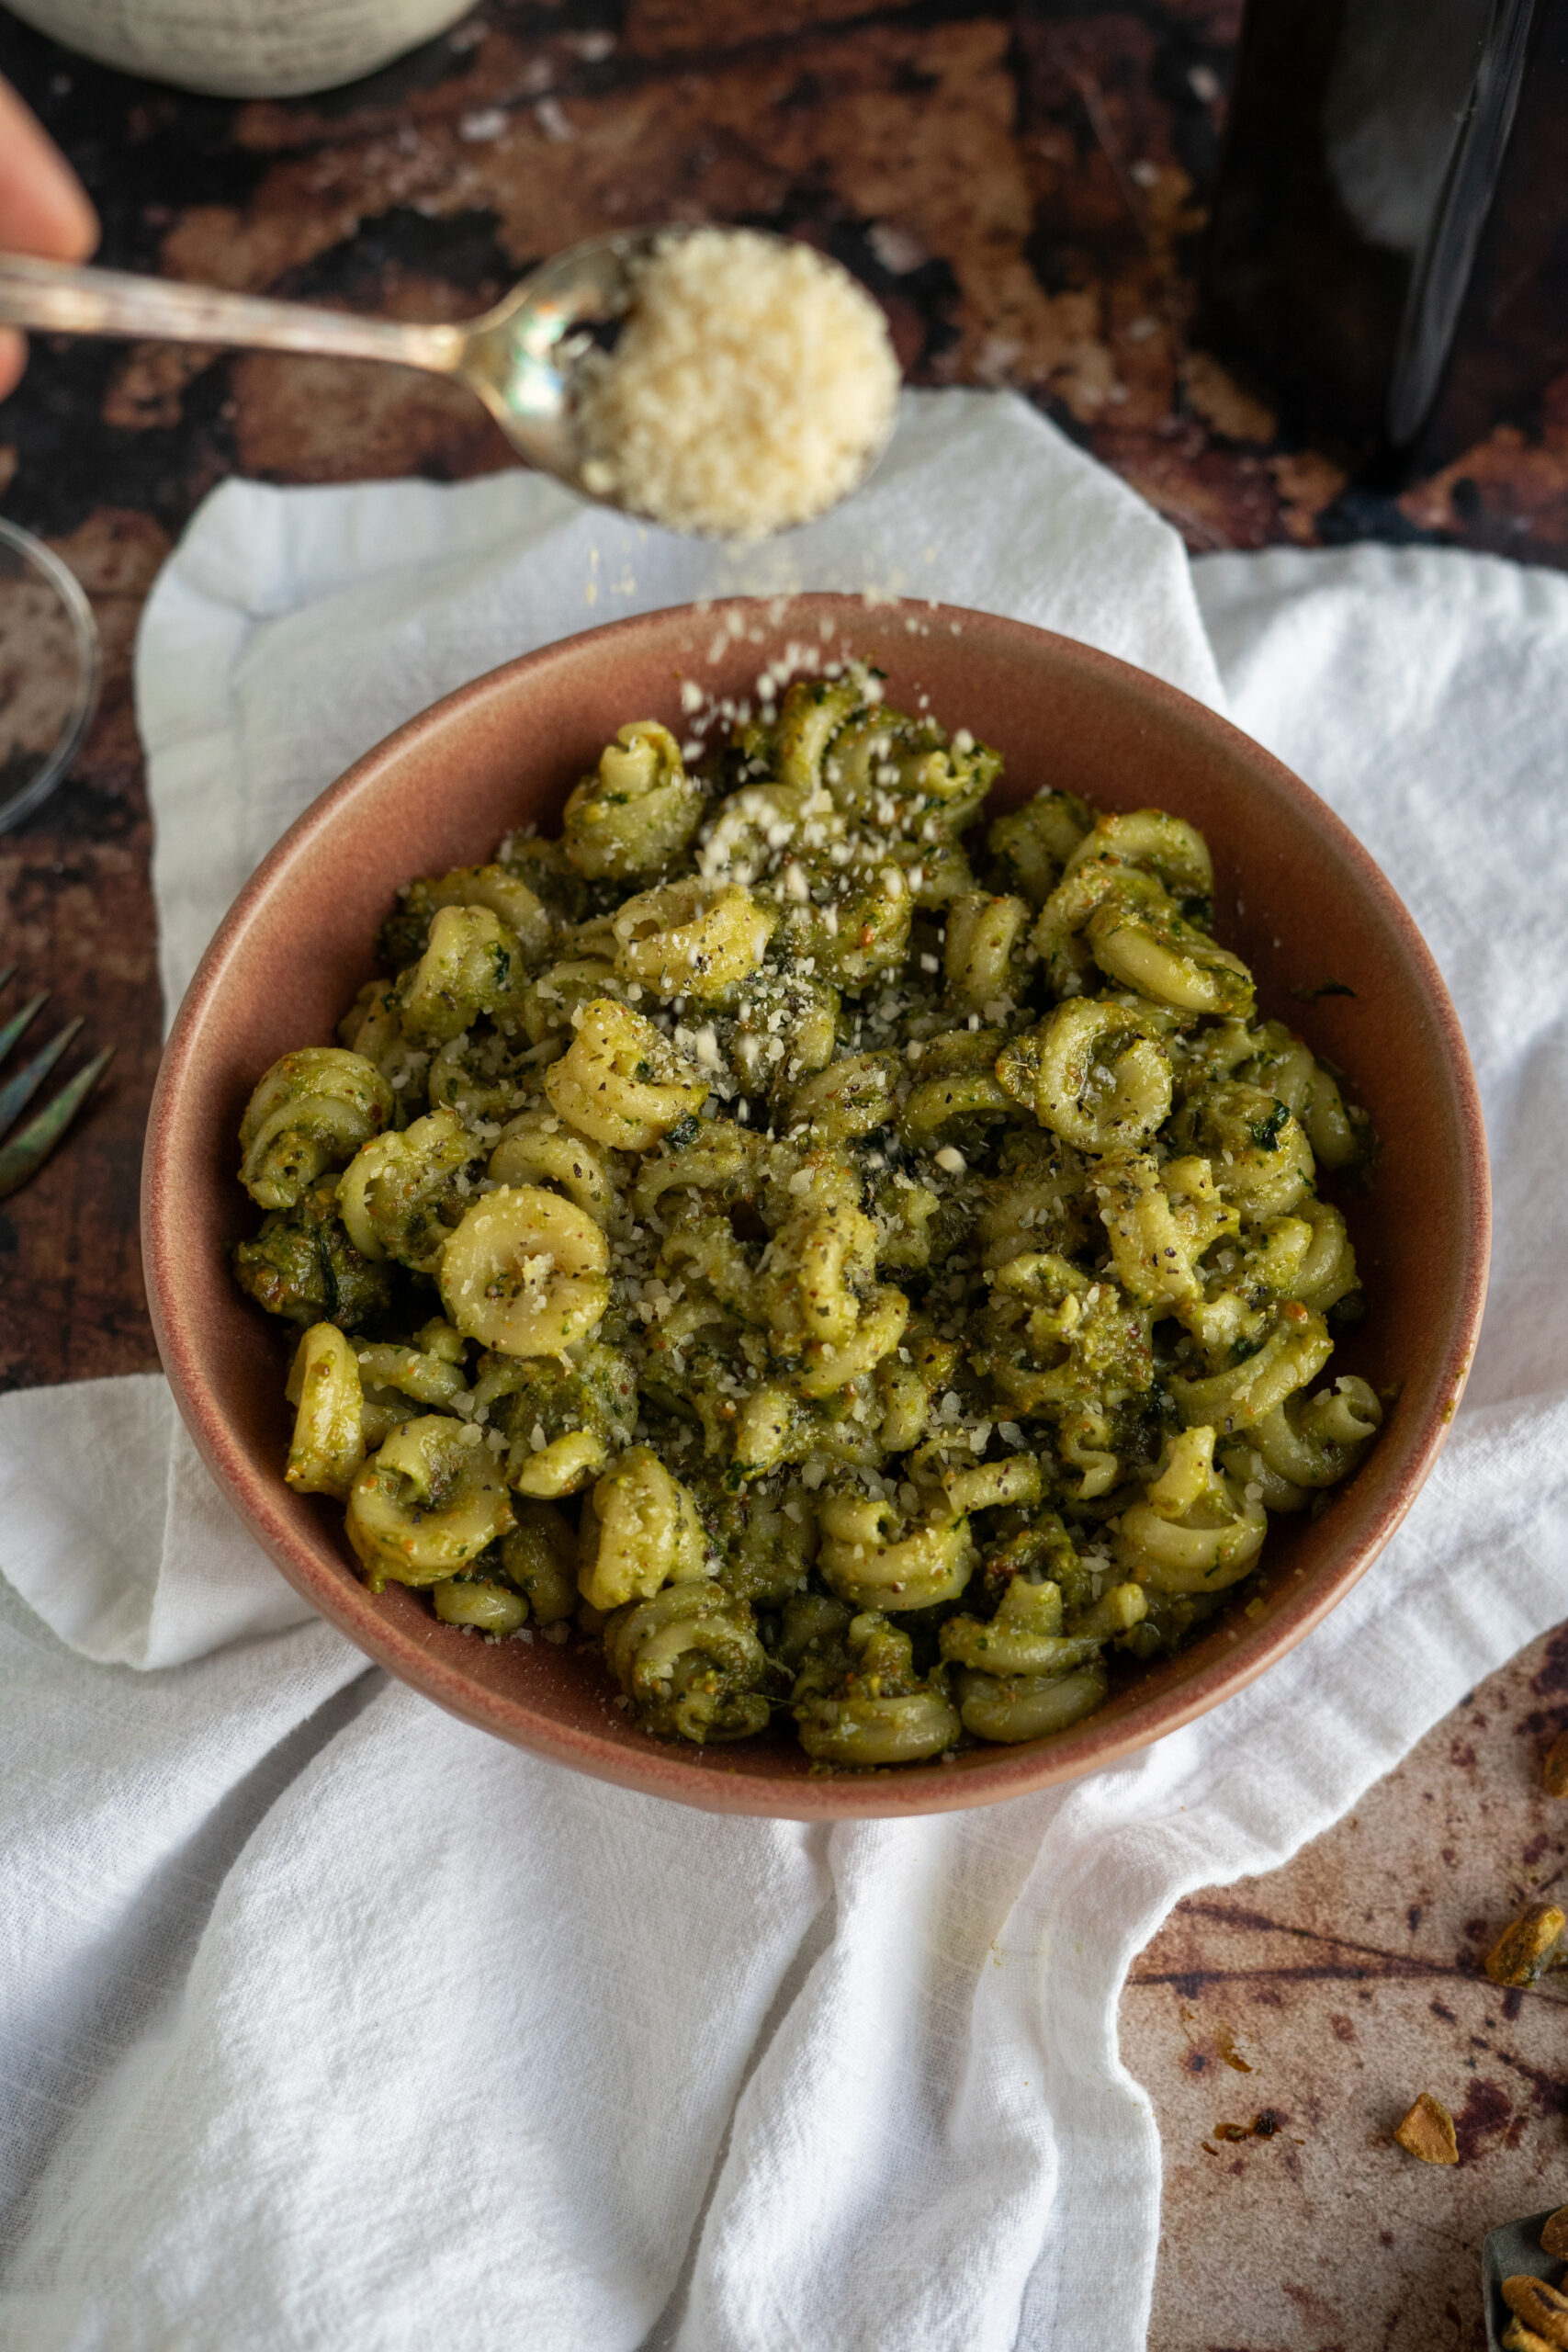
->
xmin=1301 ymin=1065 xmax=1359 ymax=1170
xmin=1238 ymin=1214 xmax=1314 ymax=1298
xmin=439 ymin=1183 xmax=610 ymax=1357
xmin=338 ymin=1107 xmax=477 ymax=1273
xmin=563 ymin=720 xmax=704 ymax=881
xmin=488 ymin=1110 xmax=621 ymax=1229
xmin=873 ymin=1329 xmax=961 ymax=1453
xmin=1250 ymin=1377 xmax=1383 ymax=1488
xmin=432 ymin=1576 xmax=529 ymax=1634
xmin=941 ymin=1575 xmax=1100 ymax=1677
xmin=603 ymin=1581 xmax=771 ymax=1743
xmin=425 ymin=1028 xmax=536 ymax=1126
xmin=696 ymin=1474 xmax=818 ymax=1607
xmin=696 ymin=781 xmax=836 ymax=890
xmin=520 ymin=956 xmax=626 ymax=1046
xmin=234 ymin=1180 xmax=394 ymax=1330
xmin=630 ymin=1123 xmax=758 ymax=1219
xmin=1171 ymin=1305 xmax=1333 ymax=1432
xmin=899 ymin=1032 xmax=1015 ymax=1146
xmin=943 ymin=890 xmax=1032 ymax=1015
xmin=769 ymin=856 xmax=912 ymax=987
xmin=954 ymin=1662 xmax=1110 ymax=1743
xmin=285 ymin=1324 xmax=366 ymax=1499
xmin=240 ymin=1048 xmax=392 ymax=1210
xmin=469 ymin=1340 xmax=636 ymax=1496
xmin=728 ymin=1383 xmax=813 ymax=1479
xmin=758 ymin=1199 xmax=874 ymax=1348
xmin=729 ymin=970 xmax=840 ymax=1105
xmin=794 ymin=1612 xmax=960 ymax=1765
xmin=353 ymin=1332 xmax=468 ymax=1412
xmin=347 ymin=1416 xmax=513 ymax=1588
xmin=749 ymin=1192 xmax=910 ymax=1396
xmin=1093 ymin=1151 xmax=1205 ymax=1307
xmin=544 ymin=998 xmax=708 ymax=1151
xmin=1114 ymin=1425 xmax=1267 ymax=1592
xmin=1060 ymin=808 xmax=1214 ymax=900
xmin=1085 ymin=893 xmax=1253 ymax=1017
xmin=998 ymin=1001 xmax=1172 ymax=1153
xmin=657 ymin=1205 xmax=762 ymax=1328
xmin=381 ymin=864 xmax=553 ymax=973
xmin=1028 ymin=858 xmax=1144 ymax=997
xmin=398 ymin=904 xmax=531 ymax=1047
xmin=502 ymin=1500 xmax=579 ymax=1620
xmin=769 ymin=672 xmax=863 ymax=793
xmin=612 ymin=877 xmax=777 ymax=1005
xmin=577 ymin=1448 xmax=713 ymax=1611
xmin=986 ymin=787 xmax=1090 ymax=905
xmin=817 ymin=1489 xmax=975 ymax=1610
xmin=977 ymin=1249 xmax=1152 ymax=1430
xmin=1293 ymin=1198 xmax=1360 ymax=1312
xmin=787 ymin=1053 xmax=898 ymax=1146
xmin=816 ymin=704 xmax=998 ymax=832
xmin=792 ymin=1284 xmax=909 ymax=1398
xmin=1240 ymin=1022 xmax=1362 ymax=1172
xmin=939 ymin=1453 xmax=1043 ymax=1516
xmin=1171 ymin=1080 xmax=1315 ymax=1218
xmin=337 ymin=978 xmax=432 ymax=1110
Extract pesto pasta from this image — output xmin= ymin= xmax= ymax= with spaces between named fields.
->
xmin=233 ymin=664 xmax=1380 ymax=1770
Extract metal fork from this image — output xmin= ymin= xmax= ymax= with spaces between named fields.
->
xmin=0 ymin=968 xmax=112 ymax=1200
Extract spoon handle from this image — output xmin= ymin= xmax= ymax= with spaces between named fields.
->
xmin=0 ymin=254 xmax=464 ymax=374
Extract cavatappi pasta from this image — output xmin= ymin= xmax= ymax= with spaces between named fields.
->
xmin=233 ymin=666 xmax=1380 ymax=1768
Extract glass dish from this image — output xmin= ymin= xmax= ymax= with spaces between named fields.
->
xmin=0 ymin=514 xmax=100 ymax=834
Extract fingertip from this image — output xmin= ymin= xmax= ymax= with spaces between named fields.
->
xmin=0 ymin=329 xmax=25 ymax=406
xmin=58 ymin=180 xmax=100 ymax=264
xmin=0 ymin=77 xmax=99 ymax=262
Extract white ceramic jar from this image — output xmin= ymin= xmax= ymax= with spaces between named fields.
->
xmin=6 ymin=0 xmax=476 ymax=98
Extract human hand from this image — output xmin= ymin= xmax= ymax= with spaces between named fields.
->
xmin=0 ymin=75 xmax=99 ymax=403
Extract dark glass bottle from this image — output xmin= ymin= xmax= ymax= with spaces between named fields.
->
xmin=1198 ymin=0 xmax=1568 ymax=477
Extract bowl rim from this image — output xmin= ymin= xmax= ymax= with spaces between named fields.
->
xmin=141 ymin=594 xmax=1491 ymax=1818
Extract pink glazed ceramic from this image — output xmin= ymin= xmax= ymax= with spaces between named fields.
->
xmin=142 ymin=597 xmax=1489 ymax=1817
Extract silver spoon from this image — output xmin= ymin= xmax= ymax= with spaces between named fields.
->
xmin=0 ymin=228 xmax=881 ymax=525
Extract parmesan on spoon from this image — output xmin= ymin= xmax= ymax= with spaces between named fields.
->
xmin=575 ymin=229 xmax=901 ymax=540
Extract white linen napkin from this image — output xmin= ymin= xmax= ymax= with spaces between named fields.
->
xmin=1 ymin=392 xmax=1564 ymax=2352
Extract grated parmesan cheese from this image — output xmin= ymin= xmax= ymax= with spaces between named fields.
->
xmin=575 ymin=229 xmax=900 ymax=540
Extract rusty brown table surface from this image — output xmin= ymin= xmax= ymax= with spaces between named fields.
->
xmin=2 ymin=6 xmax=1560 ymax=2343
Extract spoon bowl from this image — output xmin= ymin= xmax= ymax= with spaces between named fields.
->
xmin=454 ymin=231 xmax=658 ymax=489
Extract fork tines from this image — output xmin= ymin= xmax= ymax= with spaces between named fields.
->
xmin=0 ymin=971 xmax=113 ymax=1201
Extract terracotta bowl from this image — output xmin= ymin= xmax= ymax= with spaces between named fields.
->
xmin=142 ymin=595 xmax=1489 ymax=1818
